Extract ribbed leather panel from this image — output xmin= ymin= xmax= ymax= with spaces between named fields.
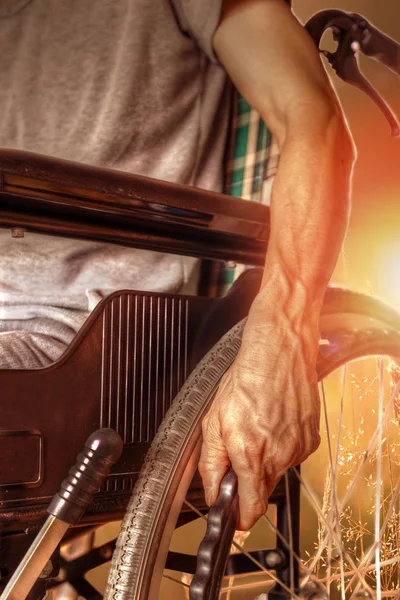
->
xmin=100 ymin=293 xmax=189 ymax=444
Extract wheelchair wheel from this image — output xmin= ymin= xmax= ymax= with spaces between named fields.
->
xmin=104 ymin=289 xmax=400 ymax=600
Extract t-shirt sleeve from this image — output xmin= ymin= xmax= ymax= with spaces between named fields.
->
xmin=170 ymin=0 xmax=225 ymax=63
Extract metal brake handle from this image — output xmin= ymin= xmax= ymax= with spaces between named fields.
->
xmin=306 ymin=10 xmax=400 ymax=137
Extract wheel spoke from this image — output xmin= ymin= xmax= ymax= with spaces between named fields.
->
xmin=284 ymin=471 xmax=296 ymax=595
xmin=374 ymin=358 xmax=385 ymax=600
xmin=348 ymin=359 xmax=387 ymax=598
xmin=221 ymin=576 xmax=274 ymax=594
xmin=294 ymin=467 xmax=374 ymax=595
xmin=336 ymin=374 xmax=400 ymax=513
xmin=320 ymin=379 xmax=346 ymax=599
xmin=262 ymin=512 xmax=312 ymax=578
xmin=346 ymin=479 xmax=400 ymax=594
xmin=183 ymin=499 xmax=207 ymax=520
xmin=308 ymin=377 xmax=400 ymax=579
xmin=162 ymin=573 xmax=190 ymax=588
xmin=319 ymin=555 xmax=400 ymax=583
xmin=230 ymin=539 xmax=304 ymax=600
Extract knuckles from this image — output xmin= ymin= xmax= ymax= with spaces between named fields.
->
xmin=203 ymin=407 xmax=320 ymax=472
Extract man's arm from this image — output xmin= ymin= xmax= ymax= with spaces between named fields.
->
xmin=198 ymin=0 xmax=356 ymax=531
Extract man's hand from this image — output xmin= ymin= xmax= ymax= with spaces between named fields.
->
xmin=199 ymin=284 xmax=321 ymax=531
xmin=198 ymin=0 xmax=356 ymax=529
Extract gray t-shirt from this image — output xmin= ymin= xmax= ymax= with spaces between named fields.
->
xmin=0 ymin=0 xmax=230 ymax=317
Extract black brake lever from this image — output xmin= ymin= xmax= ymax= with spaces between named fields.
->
xmin=306 ymin=10 xmax=400 ymax=137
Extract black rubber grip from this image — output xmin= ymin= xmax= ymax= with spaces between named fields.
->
xmin=47 ymin=428 xmax=123 ymax=525
xmin=190 ymin=467 xmax=239 ymax=600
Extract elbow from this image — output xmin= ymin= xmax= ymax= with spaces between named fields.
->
xmin=283 ymin=89 xmax=356 ymax=173
xmin=291 ymin=89 xmax=357 ymax=172
xmin=327 ymin=106 xmax=357 ymax=186
xmin=322 ymin=98 xmax=356 ymax=171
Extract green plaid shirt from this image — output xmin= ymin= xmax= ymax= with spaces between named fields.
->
xmin=224 ymin=92 xmax=279 ymax=202
xmin=216 ymin=92 xmax=279 ymax=295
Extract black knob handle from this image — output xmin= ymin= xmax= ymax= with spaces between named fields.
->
xmin=47 ymin=428 xmax=123 ymax=525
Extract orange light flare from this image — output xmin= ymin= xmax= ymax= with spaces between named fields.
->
xmin=331 ymin=74 xmax=400 ymax=312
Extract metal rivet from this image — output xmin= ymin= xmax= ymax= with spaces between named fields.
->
xmin=264 ymin=550 xmax=284 ymax=569
xmin=11 ymin=228 xmax=26 ymax=238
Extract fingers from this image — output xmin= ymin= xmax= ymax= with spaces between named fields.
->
xmin=230 ymin=457 xmax=268 ymax=531
xmin=200 ymin=417 xmax=320 ymax=530
xmin=198 ymin=414 xmax=230 ymax=507
xmin=306 ymin=411 xmax=321 ymax=455
xmin=226 ymin=415 xmax=320 ymax=531
xmin=200 ymin=420 xmax=269 ymax=531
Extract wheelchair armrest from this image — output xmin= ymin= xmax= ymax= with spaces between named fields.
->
xmin=0 ymin=149 xmax=269 ymax=265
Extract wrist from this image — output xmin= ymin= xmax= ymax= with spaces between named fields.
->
xmin=250 ymin=268 xmax=324 ymax=330
xmin=238 ymin=312 xmax=320 ymax=374
xmin=238 ymin=269 xmax=322 ymax=369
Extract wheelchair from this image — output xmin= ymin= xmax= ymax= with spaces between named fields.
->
xmin=1 ymin=146 xmax=400 ymax=600
xmin=2 ymin=9 xmax=400 ymax=599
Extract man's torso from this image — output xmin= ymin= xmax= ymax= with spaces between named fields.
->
xmin=0 ymin=0 xmax=229 ymax=313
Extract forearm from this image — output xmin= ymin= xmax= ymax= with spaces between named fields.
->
xmin=256 ymin=110 xmax=355 ymax=331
